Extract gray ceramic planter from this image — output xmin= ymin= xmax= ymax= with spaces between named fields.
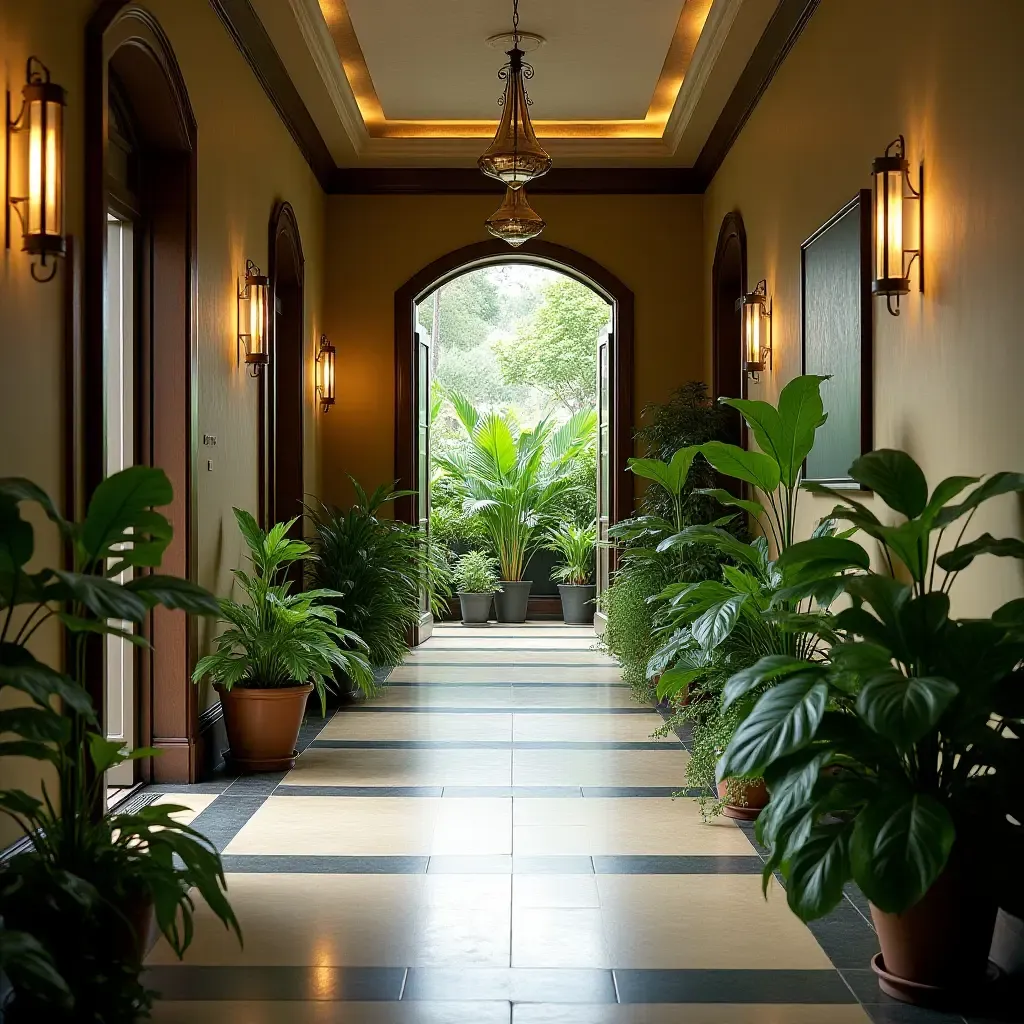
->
xmin=493 ymin=580 xmax=532 ymax=623
xmin=457 ymin=592 xmax=493 ymax=624
xmin=558 ymin=584 xmax=596 ymax=624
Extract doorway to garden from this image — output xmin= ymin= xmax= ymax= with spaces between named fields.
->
xmin=394 ymin=240 xmax=634 ymax=644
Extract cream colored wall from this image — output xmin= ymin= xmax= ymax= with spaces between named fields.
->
xmin=703 ymin=0 xmax=1024 ymax=616
xmin=321 ymin=193 xmax=705 ymax=508
xmin=0 ymin=0 xmax=325 ymax=843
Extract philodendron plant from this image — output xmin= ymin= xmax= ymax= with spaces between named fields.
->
xmin=717 ymin=450 xmax=1024 ymax=921
xmin=0 ymin=467 xmax=239 ymax=1022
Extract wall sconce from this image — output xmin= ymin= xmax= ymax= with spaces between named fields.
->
xmin=315 ymin=335 xmax=336 ymax=412
xmin=5 ymin=57 xmax=66 ymax=283
xmin=872 ymin=135 xmax=923 ymax=316
xmin=238 ymin=259 xmax=269 ymax=376
xmin=737 ymin=279 xmax=772 ymax=380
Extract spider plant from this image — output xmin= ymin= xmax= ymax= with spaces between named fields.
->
xmin=435 ymin=393 xmax=596 ymax=582
xmin=192 ymin=508 xmax=373 ymax=706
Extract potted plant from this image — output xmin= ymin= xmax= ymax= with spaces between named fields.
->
xmin=718 ymin=449 xmax=1024 ymax=1004
xmin=545 ymin=522 xmax=597 ymax=624
xmin=435 ymin=393 xmax=595 ymax=623
xmin=452 ymin=549 xmax=502 ymax=624
xmin=0 ymin=467 xmax=240 ymax=1021
xmin=193 ymin=508 xmax=373 ymax=772
xmin=305 ymin=479 xmax=451 ymax=682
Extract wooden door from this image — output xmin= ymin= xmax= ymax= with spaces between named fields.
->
xmin=414 ymin=326 xmax=433 ymax=644
xmin=594 ymin=323 xmax=612 ymax=635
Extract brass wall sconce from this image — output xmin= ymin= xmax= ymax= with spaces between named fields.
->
xmin=5 ymin=57 xmax=66 ymax=283
xmin=316 ymin=334 xmax=336 ymax=412
xmin=238 ymin=259 xmax=269 ymax=376
xmin=872 ymin=135 xmax=923 ymax=316
xmin=738 ymin=279 xmax=772 ymax=380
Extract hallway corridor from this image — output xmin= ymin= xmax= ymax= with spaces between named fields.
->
xmin=145 ymin=624 xmax=880 ymax=1023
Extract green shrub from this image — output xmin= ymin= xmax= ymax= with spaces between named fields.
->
xmin=453 ymin=550 xmax=502 ymax=594
xmin=545 ymin=522 xmax=596 ymax=586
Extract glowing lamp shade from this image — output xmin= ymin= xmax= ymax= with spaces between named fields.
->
xmin=6 ymin=57 xmax=66 ymax=282
xmin=486 ymin=185 xmax=545 ymax=248
xmin=737 ymin=280 xmax=772 ymax=380
xmin=316 ymin=335 xmax=336 ymax=412
xmin=238 ymin=260 xmax=270 ymax=376
xmin=871 ymin=135 xmax=922 ymax=316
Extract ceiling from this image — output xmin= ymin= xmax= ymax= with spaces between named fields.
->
xmin=248 ymin=0 xmax=784 ymax=168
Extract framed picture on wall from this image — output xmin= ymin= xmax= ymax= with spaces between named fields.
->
xmin=801 ymin=190 xmax=873 ymax=487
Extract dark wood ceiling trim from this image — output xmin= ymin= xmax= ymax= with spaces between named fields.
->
xmin=693 ymin=0 xmax=820 ymax=186
xmin=329 ymin=167 xmax=704 ymax=195
xmin=209 ymin=0 xmax=335 ymax=190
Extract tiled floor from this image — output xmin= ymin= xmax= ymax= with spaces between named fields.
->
xmin=145 ymin=623 xmax=995 ymax=1023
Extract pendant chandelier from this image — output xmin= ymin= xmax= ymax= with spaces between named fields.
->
xmin=485 ymin=184 xmax=545 ymax=247
xmin=478 ymin=0 xmax=552 ymax=196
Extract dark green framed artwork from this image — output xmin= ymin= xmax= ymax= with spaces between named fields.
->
xmin=801 ymin=190 xmax=873 ymax=487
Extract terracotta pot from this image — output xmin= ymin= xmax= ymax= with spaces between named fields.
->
xmin=870 ymin=852 xmax=999 ymax=1003
xmin=217 ymin=682 xmax=313 ymax=772
xmin=115 ymin=890 xmax=155 ymax=963
xmin=717 ymin=778 xmax=769 ymax=821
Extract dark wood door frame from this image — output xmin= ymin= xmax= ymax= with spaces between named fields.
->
xmin=711 ymin=211 xmax=748 ymax=453
xmin=394 ymin=237 xmax=635 ymax=533
xmin=84 ymin=3 xmax=201 ymax=782
xmin=263 ymin=201 xmax=305 ymax=531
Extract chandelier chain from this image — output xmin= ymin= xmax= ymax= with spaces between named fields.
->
xmin=512 ymin=0 xmax=520 ymax=47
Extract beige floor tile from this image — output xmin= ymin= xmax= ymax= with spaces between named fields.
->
xmin=280 ymin=747 xmax=512 ymax=787
xmin=512 ymin=874 xmax=600 ymax=909
xmin=512 ymin=748 xmax=688 ymax=787
xmin=510 ymin=687 xmax=637 ymax=709
xmin=152 ymin=1003 xmax=512 ymax=1024
xmin=147 ymin=874 xmax=511 ymax=968
xmin=595 ymin=874 xmax=834 ymax=969
xmin=512 ymin=907 xmax=609 ymax=968
xmin=513 ymin=1006 xmax=871 ymax=1024
xmin=151 ymin=793 xmax=218 ymax=826
xmin=511 ymin=713 xmax=669 ymax=743
xmin=425 ymin=638 xmax=597 ymax=650
xmin=318 ymin=712 xmax=512 ymax=742
xmin=370 ymin=687 xmax=514 ymax=709
xmin=387 ymin=666 xmax=624 ymax=684
xmin=512 ymin=798 xmax=752 ymax=856
xmin=223 ymin=797 xmax=511 ymax=856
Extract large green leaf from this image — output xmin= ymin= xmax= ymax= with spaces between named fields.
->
xmin=0 ymin=930 xmax=72 ymax=1009
xmin=699 ymin=441 xmax=781 ymax=497
xmin=627 ymin=446 xmax=698 ymax=498
xmin=849 ymin=450 xmax=928 ymax=518
xmin=44 ymin=569 xmax=149 ymax=623
xmin=776 ymin=374 xmax=829 ymax=487
xmin=757 ymin=747 xmax=830 ymax=847
xmin=718 ymin=674 xmax=829 ymax=780
xmin=722 ymin=654 xmax=816 ymax=710
xmin=80 ymin=465 xmax=173 ymax=567
xmin=655 ymin=664 xmax=704 ymax=701
xmin=786 ymin=822 xmax=853 ymax=921
xmin=0 ymin=643 xmax=94 ymax=717
xmin=690 ymin=594 xmax=746 ymax=651
xmin=697 ymin=488 xmax=766 ymax=521
xmin=776 ymin=537 xmax=871 ymax=572
xmin=933 ymin=472 xmax=1024 ymax=529
xmin=937 ymin=533 xmax=1024 ymax=573
xmin=125 ymin=574 xmax=220 ymax=615
xmin=0 ymin=477 xmax=68 ymax=530
xmin=0 ymin=706 xmax=68 ymax=743
xmin=920 ymin=475 xmax=980 ymax=526
xmin=719 ymin=398 xmax=786 ymax=476
xmin=857 ymin=670 xmax=958 ymax=745
xmin=850 ymin=793 xmax=955 ymax=913
xmin=0 ymin=497 xmax=34 ymax=575
xmin=656 ymin=525 xmax=764 ymax=571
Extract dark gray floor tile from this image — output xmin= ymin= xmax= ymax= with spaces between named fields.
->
xmin=187 ymin=795 xmax=267 ymax=852
xmin=145 ymin=966 xmax=406 ymax=1001
xmin=865 ymin=1005 xmax=967 ymax=1024
xmin=806 ymin=903 xmax=881 ymax=969
xmin=614 ymin=968 xmax=856 ymax=1004
xmin=274 ymin=786 xmax=445 ymax=797
xmin=581 ymin=786 xmax=688 ymax=798
xmin=221 ymin=772 xmax=287 ymax=796
xmin=220 ymin=855 xmax=428 ymax=874
xmin=592 ymin=855 xmax=762 ymax=874
xmin=144 ymin=780 xmax=232 ymax=794
xmin=402 ymin=968 xmax=616 ymax=1003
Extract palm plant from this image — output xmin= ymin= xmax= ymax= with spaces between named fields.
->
xmin=193 ymin=508 xmax=373 ymax=707
xmin=435 ymin=394 xmax=596 ymax=582
xmin=305 ymin=480 xmax=452 ymax=673
xmin=545 ymin=522 xmax=596 ymax=586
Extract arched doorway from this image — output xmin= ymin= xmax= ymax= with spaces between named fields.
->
xmin=84 ymin=4 xmax=199 ymax=783
xmin=395 ymin=239 xmax=634 ymax=640
xmin=712 ymin=212 xmax=747 ymax=451
xmin=263 ymin=202 xmax=305 ymax=533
